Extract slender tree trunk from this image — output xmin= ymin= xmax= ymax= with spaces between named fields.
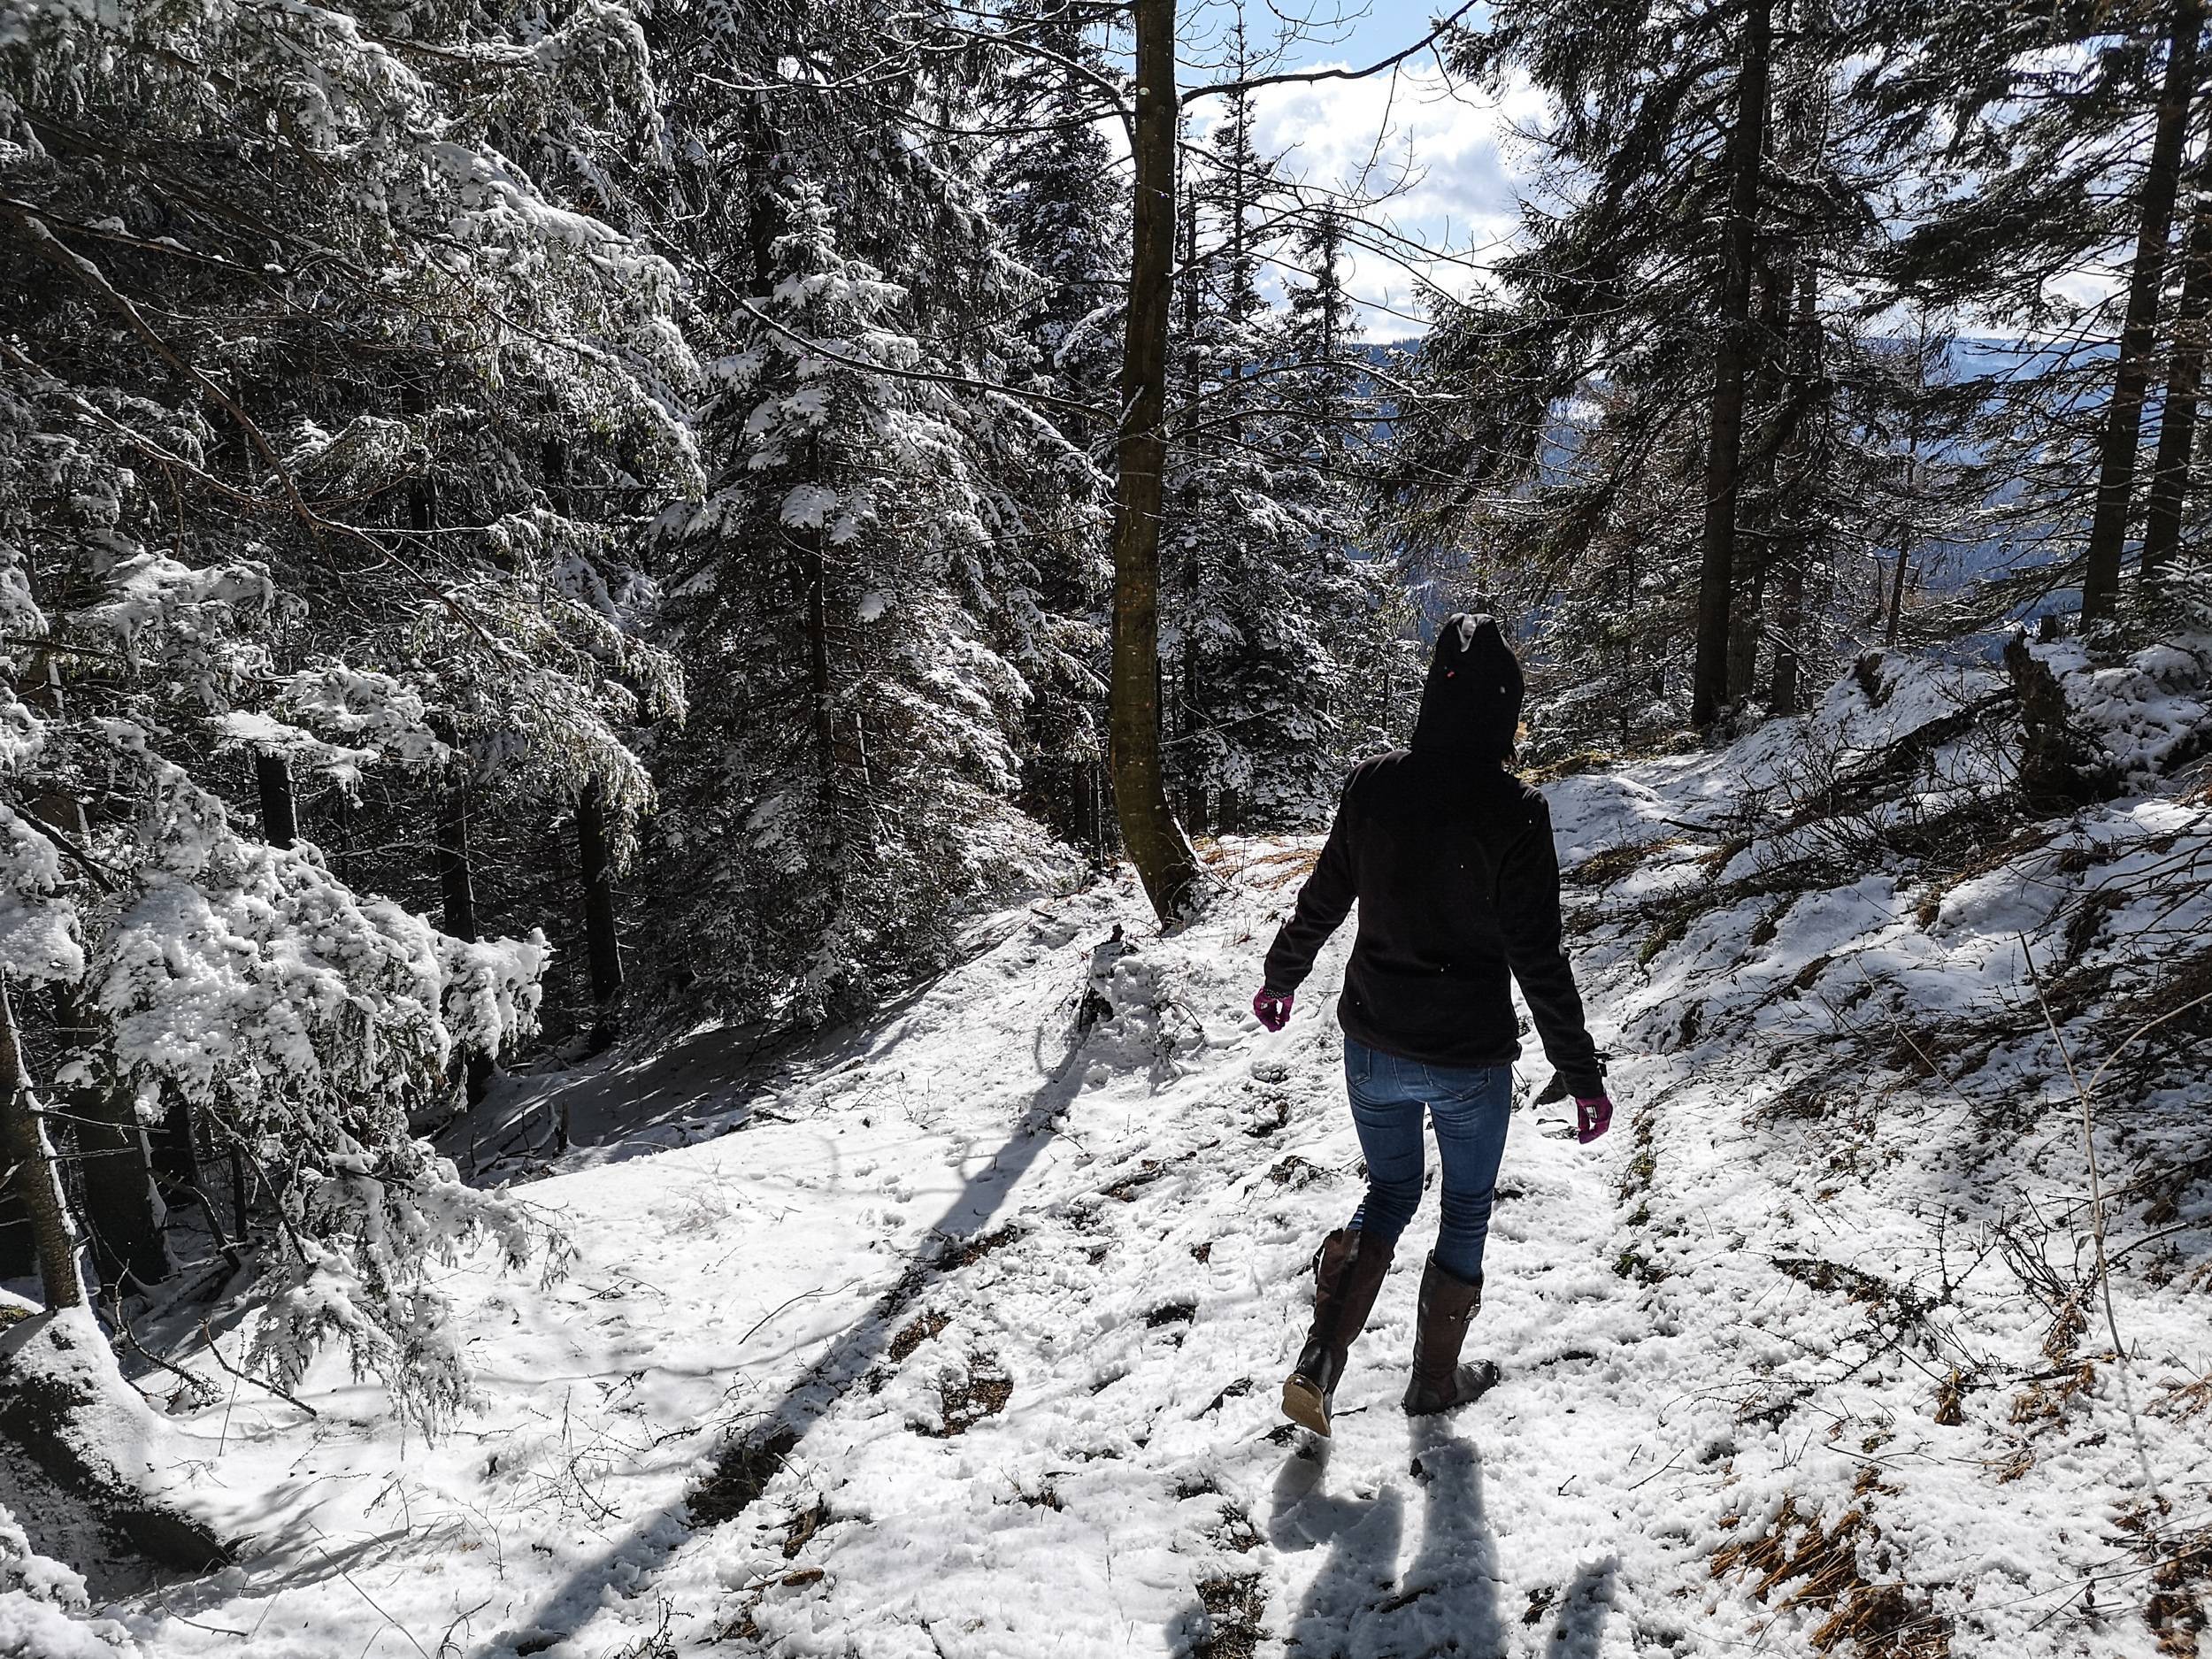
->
xmin=577 ymin=780 xmax=624 ymax=1049
xmin=412 ymin=410 xmax=479 ymax=945
xmin=1887 ymin=432 xmax=1918 ymax=649
xmin=2082 ymin=0 xmax=2203 ymax=620
xmin=435 ymin=776 xmax=478 ymax=944
xmin=1174 ymin=175 xmax=1202 ymax=821
xmin=152 ymin=1092 xmax=199 ymax=1200
xmin=256 ymin=751 xmax=297 ymax=849
xmin=2145 ymin=184 xmax=2212 ymax=580
xmin=1770 ymin=259 xmax=1824 ymax=715
xmin=1693 ymin=0 xmax=1774 ymax=727
xmin=0 ymin=980 xmax=82 ymax=1310
xmin=428 ymin=719 xmax=489 ymax=1102
xmin=55 ymin=982 xmax=170 ymax=1295
xmin=1109 ymin=0 xmax=1202 ymax=922
xmin=1769 ymin=559 xmax=1806 ymax=713
xmin=1729 ymin=263 xmax=1789 ymax=701
xmin=803 ymin=541 xmax=837 ymax=786
xmin=1728 ymin=565 xmax=1768 ymax=700
xmin=403 ymin=380 xmax=439 ymax=549
xmin=413 ymin=405 xmax=492 ymax=1091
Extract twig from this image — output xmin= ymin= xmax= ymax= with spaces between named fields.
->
xmin=436 ymin=1594 xmax=493 ymax=1658
xmin=2083 ymin=987 xmax=2212 ymax=1100
xmin=726 ymin=291 xmax=1102 ymax=418
xmin=198 ymin=1317 xmax=319 ymax=1419
xmin=740 ymin=1280 xmax=858 ymax=1347
xmin=110 ymin=1302 xmax=221 ymax=1406
xmin=310 ymin=1540 xmax=432 ymax=1659
xmin=2019 ymin=933 xmax=2124 ymax=1367
xmin=1179 ymin=0 xmax=1483 ymax=104
xmin=0 ymin=794 xmax=124 ymax=892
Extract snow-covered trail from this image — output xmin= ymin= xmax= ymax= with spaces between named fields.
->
xmin=122 ymin=846 xmax=1678 ymax=1659
xmin=512 ymin=854 xmax=1670 ymax=1659
xmin=103 ymin=655 xmax=2212 ymax=1658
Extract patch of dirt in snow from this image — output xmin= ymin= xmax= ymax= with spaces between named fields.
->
xmin=95 ymin=657 xmax=2212 ymax=1658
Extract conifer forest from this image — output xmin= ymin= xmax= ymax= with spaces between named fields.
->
xmin=1 ymin=0 xmax=2210 ymax=1652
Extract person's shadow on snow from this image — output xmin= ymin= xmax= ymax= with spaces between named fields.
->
xmin=1262 ymin=1425 xmax=1508 ymax=1658
xmin=1540 ymin=1554 xmax=1619 ymax=1659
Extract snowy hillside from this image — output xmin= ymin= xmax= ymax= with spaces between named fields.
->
xmin=15 ymin=649 xmax=2212 ymax=1659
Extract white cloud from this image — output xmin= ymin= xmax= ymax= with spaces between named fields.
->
xmin=1218 ymin=63 xmax=1546 ymax=336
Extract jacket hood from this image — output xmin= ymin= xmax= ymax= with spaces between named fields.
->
xmin=1410 ymin=612 xmax=1524 ymax=761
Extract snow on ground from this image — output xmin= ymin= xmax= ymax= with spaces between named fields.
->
xmin=45 ymin=672 xmax=2212 ymax=1658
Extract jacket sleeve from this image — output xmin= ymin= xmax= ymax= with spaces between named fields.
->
xmin=1496 ymin=795 xmax=1605 ymax=1097
xmin=1261 ymin=781 xmax=1359 ymax=993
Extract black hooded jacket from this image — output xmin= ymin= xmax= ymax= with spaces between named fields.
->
xmin=1261 ymin=615 xmax=1604 ymax=1095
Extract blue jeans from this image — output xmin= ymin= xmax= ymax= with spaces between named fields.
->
xmin=1343 ymin=1037 xmax=1514 ymax=1283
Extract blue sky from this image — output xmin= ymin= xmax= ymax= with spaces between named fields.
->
xmin=1181 ymin=0 xmax=1472 ymax=78
xmin=1175 ymin=2 xmax=1532 ymax=333
xmin=1167 ymin=4 xmax=2123 ymax=340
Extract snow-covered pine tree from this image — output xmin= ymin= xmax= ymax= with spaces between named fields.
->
xmin=1858 ymin=0 xmax=2208 ymax=626
xmin=1386 ymin=0 xmax=1924 ymax=744
xmin=978 ymin=0 xmax=1126 ymax=847
xmin=0 ymin=0 xmax=695 ymax=1415
xmin=989 ymin=0 xmax=1132 ymax=447
xmin=1161 ymin=66 xmax=1399 ymax=828
xmin=646 ymin=163 xmax=1079 ymax=1028
xmin=1273 ymin=208 xmax=1424 ymax=760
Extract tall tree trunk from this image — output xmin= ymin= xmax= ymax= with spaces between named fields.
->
xmin=1770 ymin=258 xmax=1824 ymax=715
xmin=1109 ymin=0 xmax=1202 ymax=922
xmin=803 ymin=541 xmax=837 ymax=786
xmin=1174 ymin=175 xmax=1202 ymax=821
xmin=151 ymin=1092 xmax=199 ymax=1202
xmin=2082 ymin=0 xmax=2202 ymax=620
xmin=53 ymin=979 xmax=171 ymax=1295
xmin=2145 ymin=184 xmax=2212 ymax=581
xmin=256 ymin=751 xmax=297 ymax=848
xmin=429 ymin=719 xmax=488 ymax=1102
xmin=416 ymin=408 xmax=490 ymax=1086
xmin=1692 ymin=0 xmax=1774 ymax=727
xmin=1769 ymin=558 xmax=1806 ymax=713
xmin=0 ymin=979 xmax=82 ymax=1310
xmin=1887 ymin=435 xmax=1918 ymax=649
xmin=1727 ymin=565 xmax=1769 ymax=700
xmin=1729 ymin=261 xmax=1790 ymax=701
xmin=65 ymin=1084 xmax=169 ymax=1295
xmin=412 ymin=398 xmax=477 ymax=941
xmin=577 ymin=780 xmax=624 ymax=1052
xmin=435 ymin=777 xmax=478 ymax=944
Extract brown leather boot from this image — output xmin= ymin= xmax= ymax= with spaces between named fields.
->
xmin=1280 ymin=1227 xmax=1395 ymax=1436
xmin=1402 ymin=1256 xmax=1500 ymax=1416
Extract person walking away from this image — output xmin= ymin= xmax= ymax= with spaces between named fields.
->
xmin=1250 ymin=613 xmax=1613 ymax=1436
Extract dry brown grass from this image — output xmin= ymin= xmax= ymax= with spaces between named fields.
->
xmin=1711 ymin=1471 xmax=1952 ymax=1658
xmin=1232 ymin=844 xmax=1322 ymax=888
xmin=2119 ymin=1504 xmax=2212 ymax=1656
xmin=921 ymin=1356 xmax=1011 ymax=1437
xmin=887 ymin=1310 xmax=949 ymax=1363
xmin=1189 ymin=1573 xmax=1265 ymax=1659
xmin=1563 ymin=838 xmax=1684 ymax=888
xmin=2155 ymin=1369 xmax=2212 ymax=1421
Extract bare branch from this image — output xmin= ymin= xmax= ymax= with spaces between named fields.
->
xmin=1180 ymin=2 xmax=1482 ymax=105
xmin=724 ymin=291 xmax=1107 ymax=419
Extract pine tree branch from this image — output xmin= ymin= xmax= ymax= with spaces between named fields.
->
xmin=725 ymin=293 xmax=1107 ymax=419
xmin=1179 ymin=2 xmax=1482 ymax=105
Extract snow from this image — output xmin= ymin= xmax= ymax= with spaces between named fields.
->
xmin=31 ymin=704 xmax=2212 ymax=1657
xmin=2030 ymin=635 xmax=2212 ymax=782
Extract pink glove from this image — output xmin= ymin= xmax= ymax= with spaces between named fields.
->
xmin=1252 ymin=987 xmax=1294 ymax=1032
xmin=1576 ymin=1094 xmax=1613 ymax=1144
